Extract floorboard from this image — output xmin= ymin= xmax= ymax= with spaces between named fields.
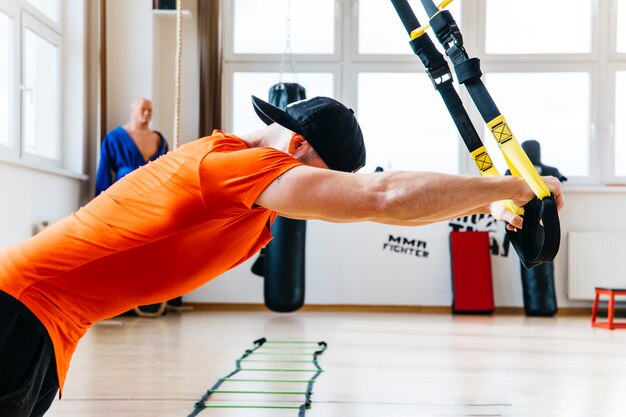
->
xmin=45 ymin=310 xmax=626 ymax=417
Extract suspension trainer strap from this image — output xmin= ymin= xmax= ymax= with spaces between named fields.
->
xmin=391 ymin=0 xmax=560 ymax=268
xmin=391 ymin=0 xmax=500 ymax=178
xmin=420 ymin=0 xmax=560 ymax=268
xmin=390 ymin=0 xmax=523 ymax=221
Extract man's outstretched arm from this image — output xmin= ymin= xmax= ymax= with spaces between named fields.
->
xmin=255 ymin=166 xmax=564 ymax=227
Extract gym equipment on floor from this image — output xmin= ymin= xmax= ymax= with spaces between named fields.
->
xmin=450 ymin=231 xmax=495 ymax=314
xmin=188 ymin=338 xmax=326 ymax=417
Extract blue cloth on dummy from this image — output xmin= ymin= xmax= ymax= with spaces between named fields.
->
xmin=95 ymin=126 xmax=168 ymax=195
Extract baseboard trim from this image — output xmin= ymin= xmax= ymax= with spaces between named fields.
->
xmin=183 ymin=303 xmax=592 ymax=316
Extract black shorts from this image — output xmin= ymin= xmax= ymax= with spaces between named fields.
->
xmin=0 ymin=290 xmax=58 ymax=417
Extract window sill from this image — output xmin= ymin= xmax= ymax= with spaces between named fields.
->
xmin=564 ymin=185 xmax=626 ymax=194
xmin=0 ymin=154 xmax=89 ymax=181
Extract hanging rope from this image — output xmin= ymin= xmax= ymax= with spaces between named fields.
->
xmin=173 ymin=0 xmax=183 ymax=150
xmin=279 ymin=0 xmax=297 ymax=83
xmin=133 ymin=0 xmax=183 ymax=319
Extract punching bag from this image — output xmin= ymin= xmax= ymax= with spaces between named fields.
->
xmin=520 ymin=262 xmax=558 ymax=317
xmin=263 ymin=82 xmax=307 ymax=312
xmin=268 ymin=82 xmax=306 ymax=109
xmin=264 ymin=217 xmax=307 ymax=312
xmin=506 ymin=140 xmax=564 ymax=317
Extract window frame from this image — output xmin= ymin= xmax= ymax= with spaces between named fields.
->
xmin=21 ymin=0 xmax=62 ymax=33
xmin=0 ymin=0 xmax=65 ymax=170
xmin=606 ymin=63 xmax=626 ymax=184
xmin=610 ymin=0 xmax=626 ymax=60
xmin=0 ymin=0 xmax=19 ymax=159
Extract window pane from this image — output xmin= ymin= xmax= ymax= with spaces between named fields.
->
xmin=233 ymin=0 xmax=334 ymax=54
xmin=359 ymin=0 xmax=462 ymax=54
xmin=483 ymin=72 xmax=590 ymax=177
xmin=0 ymin=12 xmax=11 ymax=147
xmin=485 ymin=0 xmax=592 ymax=54
xmin=616 ymin=72 xmax=626 ymax=176
xmin=25 ymin=0 xmax=59 ymax=23
xmin=357 ymin=73 xmax=459 ymax=173
xmin=232 ymin=72 xmax=334 ymax=134
xmin=618 ymin=0 xmax=626 ymax=53
xmin=23 ymin=28 xmax=60 ymax=160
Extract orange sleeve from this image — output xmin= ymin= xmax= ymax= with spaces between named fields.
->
xmin=199 ymin=147 xmax=302 ymax=215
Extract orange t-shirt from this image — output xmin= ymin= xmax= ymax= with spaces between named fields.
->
xmin=0 ymin=131 xmax=302 ymax=391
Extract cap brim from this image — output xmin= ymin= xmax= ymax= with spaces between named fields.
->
xmin=251 ymin=96 xmax=297 ymax=131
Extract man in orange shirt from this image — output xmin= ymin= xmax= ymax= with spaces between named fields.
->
xmin=0 ymin=95 xmax=564 ymax=417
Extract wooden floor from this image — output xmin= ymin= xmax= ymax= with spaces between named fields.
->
xmin=46 ymin=309 xmax=626 ymax=417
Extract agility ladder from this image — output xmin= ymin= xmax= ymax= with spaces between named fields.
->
xmin=188 ymin=338 xmax=326 ymax=417
xmin=390 ymin=0 xmax=560 ymax=268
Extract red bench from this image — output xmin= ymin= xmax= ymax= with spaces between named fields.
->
xmin=592 ymin=288 xmax=626 ymax=329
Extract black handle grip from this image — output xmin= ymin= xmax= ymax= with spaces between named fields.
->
xmin=507 ymin=196 xmax=560 ymax=269
xmin=390 ymin=0 xmax=421 ymax=34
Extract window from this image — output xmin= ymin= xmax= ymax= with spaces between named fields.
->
xmin=225 ymin=0 xmax=464 ymax=174
xmin=224 ymin=1 xmax=625 ymax=184
xmin=0 ymin=1 xmax=63 ymax=166
xmin=483 ymin=72 xmax=590 ymax=177
xmin=232 ymin=0 xmax=335 ymax=54
xmin=0 ymin=10 xmax=12 ymax=148
xmin=357 ymin=72 xmax=458 ymax=173
xmin=485 ymin=0 xmax=593 ymax=54
xmin=23 ymin=24 xmax=60 ymax=160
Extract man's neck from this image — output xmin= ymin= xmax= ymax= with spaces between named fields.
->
xmin=239 ymin=124 xmax=290 ymax=152
xmin=126 ymin=121 xmax=150 ymax=132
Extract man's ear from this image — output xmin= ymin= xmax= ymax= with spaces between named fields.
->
xmin=288 ymin=133 xmax=306 ymax=154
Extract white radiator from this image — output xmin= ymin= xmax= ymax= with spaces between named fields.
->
xmin=568 ymin=231 xmax=626 ymax=300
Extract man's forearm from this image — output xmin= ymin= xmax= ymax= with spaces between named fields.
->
xmin=371 ymin=172 xmax=525 ymax=224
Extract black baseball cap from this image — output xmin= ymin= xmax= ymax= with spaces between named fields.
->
xmin=251 ymin=95 xmax=366 ymax=172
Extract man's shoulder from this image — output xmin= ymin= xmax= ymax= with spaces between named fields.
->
xmin=104 ymin=126 xmax=126 ymax=141
xmin=193 ymin=131 xmax=251 ymax=154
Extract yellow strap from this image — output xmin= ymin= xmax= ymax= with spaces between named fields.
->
xmin=409 ymin=1 xmax=454 ymax=40
xmin=410 ymin=23 xmax=430 ymax=39
xmin=487 ymin=115 xmax=551 ymax=199
xmin=470 ymin=147 xmax=524 ymax=216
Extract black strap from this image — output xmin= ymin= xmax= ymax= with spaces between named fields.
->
xmin=405 ymin=0 xmax=561 ymax=268
xmin=395 ymin=2 xmax=485 ymax=157
xmin=506 ymin=196 xmax=561 ymax=269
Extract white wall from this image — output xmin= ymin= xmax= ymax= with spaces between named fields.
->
xmin=0 ymin=164 xmax=82 ymax=247
xmin=105 ymin=0 xmax=153 ymax=129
